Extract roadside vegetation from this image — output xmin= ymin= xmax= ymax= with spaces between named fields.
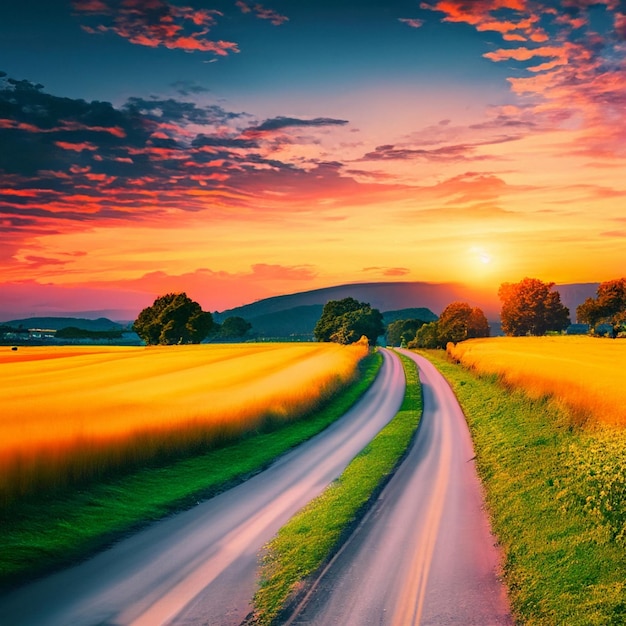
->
xmin=1 ymin=342 xmax=367 ymax=505
xmin=424 ymin=347 xmax=626 ymax=626
xmin=0 ymin=348 xmax=380 ymax=589
xmin=252 ymin=352 xmax=422 ymax=626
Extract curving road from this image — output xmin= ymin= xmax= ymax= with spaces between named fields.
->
xmin=286 ymin=350 xmax=513 ymax=626
xmin=0 ymin=349 xmax=405 ymax=626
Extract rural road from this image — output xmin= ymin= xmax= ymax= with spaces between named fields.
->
xmin=286 ymin=349 xmax=513 ymax=626
xmin=0 ymin=349 xmax=405 ymax=626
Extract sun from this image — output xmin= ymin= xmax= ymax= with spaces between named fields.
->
xmin=470 ymin=245 xmax=493 ymax=266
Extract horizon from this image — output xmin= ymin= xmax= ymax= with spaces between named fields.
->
xmin=1 ymin=1 xmax=625 ymax=320
xmin=0 ymin=277 xmax=600 ymax=323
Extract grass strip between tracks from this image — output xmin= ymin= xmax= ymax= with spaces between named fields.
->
xmin=0 ymin=351 xmax=382 ymax=591
xmin=423 ymin=349 xmax=626 ymax=626
xmin=252 ymin=352 xmax=422 ymax=626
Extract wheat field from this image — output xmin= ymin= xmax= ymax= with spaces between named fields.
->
xmin=447 ymin=336 xmax=626 ymax=426
xmin=0 ymin=342 xmax=368 ymax=504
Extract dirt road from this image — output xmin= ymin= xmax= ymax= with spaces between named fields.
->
xmin=0 ymin=350 xmax=405 ymax=626
xmin=286 ymin=350 xmax=512 ymax=626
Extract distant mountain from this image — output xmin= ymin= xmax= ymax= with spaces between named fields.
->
xmin=244 ymin=305 xmax=324 ymax=339
xmin=554 ymin=283 xmax=598 ymax=321
xmin=2 ymin=317 xmax=124 ymax=331
xmin=217 ymin=281 xmax=501 ymax=321
xmin=381 ymin=308 xmax=438 ymax=325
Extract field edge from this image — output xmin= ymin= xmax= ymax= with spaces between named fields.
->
xmin=420 ymin=348 xmax=626 ymax=626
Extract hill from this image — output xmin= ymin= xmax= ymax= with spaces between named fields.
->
xmin=243 ymin=305 xmax=324 ymax=339
xmin=216 ymin=281 xmax=501 ymax=321
xmin=235 ymin=304 xmax=439 ymax=339
xmin=1 ymin=317 xmax=124 ymax=332
xmin=381 ymin=308 xmax=438 ymax=325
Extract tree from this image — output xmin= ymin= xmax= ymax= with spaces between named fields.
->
xmin=467 ymin=307 xmax=491 ymax=339
xmin=498 ymin=278 xmax=570 ymax=336
xmin=386 ymin=318 xmax=427 ymax=347
xmin=408 ymin=321 xmax=441 ymax=349
xmin=314 ymin=297 xmax=385 ymax=345
xmin=219 ymin=316 xmax=252 ymax=339
xmin=438 ymin=302 xmax=471 ymax=344
xmin=134 ymin=293 xmax=215 ymax=345
xmin=577 ymin=278 xmax=626 ymax=336
xmin=437 ymin=301 xmax=490 ymax=346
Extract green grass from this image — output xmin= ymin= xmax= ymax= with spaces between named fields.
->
xmin=251 ymin=352 xmax=422 ymax=625
xmin=0 ymin=352 xmax=382 ymax=591
xmin=422 ymin=349 xmax=626 ymax=626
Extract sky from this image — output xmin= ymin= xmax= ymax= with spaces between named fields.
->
xmin=1 ymin=0 xmax=625 ymax=320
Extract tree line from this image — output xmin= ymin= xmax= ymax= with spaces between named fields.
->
xmin=132 ymin=276 xmax=626 ymax=346
xmin=576 ymin=278 xmax=626 ymax=337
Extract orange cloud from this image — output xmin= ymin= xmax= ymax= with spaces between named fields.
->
xmin=74 ymin=0 xmax=239 ymax=54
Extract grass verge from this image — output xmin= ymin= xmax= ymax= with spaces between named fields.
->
xmin=251 ymin=352 xmax=422 ymax=625
xmin=0 ymin=351 xmax=382 ymax=591
xmin=422 ymin=349 xmax=626 ymax=626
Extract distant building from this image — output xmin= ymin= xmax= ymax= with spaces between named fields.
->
xmin=28 ymin=328 xmax=57 ymax=339
xmin=595 ymin=323 xmax=614 ymax=337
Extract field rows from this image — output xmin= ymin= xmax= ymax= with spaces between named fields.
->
xmin=0 ymin=343 xmax=368 ymax=505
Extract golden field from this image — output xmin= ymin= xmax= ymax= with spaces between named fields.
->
xmin=0 ymin=342 xmax=368 ymax=504
xmin=447 ymin=336 xmax=626 ymax=426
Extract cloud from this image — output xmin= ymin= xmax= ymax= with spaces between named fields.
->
xmin=387 ymin=171 xmax=533 ymax=225
xmin=171 ymin=80 xmax=211 ymax=97
xmin=123 ymin=96 xmax=242 ymax=125
xmin=0 ymin=72 xmax=410 ymax=267
xmin=249 ymin=263 xmax=317 ymax=281
xmin=421 ymin=1 xmax=626 ymax=160
xmin=245 ymin=116 xmax=350 ymax=134
xmin=360 ymin=141 xmax=503 ymax=163
xmin=363 ymin=266 xmax=411 ymax=277
xmin=235 ymin=1 xmax=289 ymax=26
xmin=74 ymin=0 xmax=239 ymax=54
xmin=600 ymin=230 xmax=626 ymax=238
xmin=398 ymin=18 xmax=425 ymax=28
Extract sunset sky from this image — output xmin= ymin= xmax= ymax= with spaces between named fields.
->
xmin=1 ymin=0 xmax=625 ymax=319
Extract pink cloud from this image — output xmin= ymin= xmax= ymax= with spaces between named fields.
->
xmin=423 ymin=1 xmax=626 ymax=160
xmin=398 ymin=18 xmax=425 ymax=28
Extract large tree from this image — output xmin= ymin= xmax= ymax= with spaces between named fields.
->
xmin=407 ymin=302 xmax=489 ymax=349
xmin=498 ymin=278 xmax=570 ymax=336
xmin=577 ymin=278 xmax=626 ymax=336
xmin=439 ymin=301 xmax=491 ymax=344
xmin=314 ymin=297 xmax=384 ymax=345
xmin=134 ymin=293 xmax=215 ymax=345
